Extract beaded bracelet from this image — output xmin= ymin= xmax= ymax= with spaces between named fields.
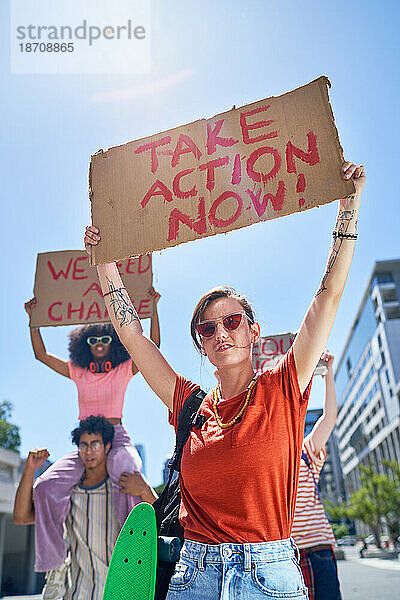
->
xmin=103 ymin=287 xmax=126 ymax=298
xmin=332 ymin=231 xmax=358 ymax=240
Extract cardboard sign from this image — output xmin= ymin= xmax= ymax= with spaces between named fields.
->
xmin=30 ymin=250 xmax=153 ymax=328
xmin=253 ymin=333 xmax=328 ymax=376
xmin=89 ymin=76 xmax=354 ymax=265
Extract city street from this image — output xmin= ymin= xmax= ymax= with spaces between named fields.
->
xmin=338 ymin=546 xmax=400 ymax=599
xmin=4 ymin=548 xmax=400 ymax=600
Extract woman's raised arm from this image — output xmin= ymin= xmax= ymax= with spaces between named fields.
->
xmin=293 ymin=161 xmax=366 ymax=394
xmin=24 ymin=299 xmax=70 ymax=378
xmin=307 ymin=352 xmax=337 ymax=456
xmin=84 ymin=228 xmax=177 ymax=410
xmin=149 ymin=287 xmax=161 ymax=349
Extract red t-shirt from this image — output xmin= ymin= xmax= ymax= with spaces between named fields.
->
xmin=169 ymin=347 xmax=311 ymax=544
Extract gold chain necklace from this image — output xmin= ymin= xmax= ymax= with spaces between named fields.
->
xmin=212 ymin=375 xmax=258 ymax=429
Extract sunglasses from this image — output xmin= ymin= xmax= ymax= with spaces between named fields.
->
xmin=197 ymin=312 xmax=250 ymax=339
xmin=86 ymin=335 xmax=112 ymax=346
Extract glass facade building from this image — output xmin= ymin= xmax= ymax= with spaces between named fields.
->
xmin=335 ymin=259 xmax=400 ymax=498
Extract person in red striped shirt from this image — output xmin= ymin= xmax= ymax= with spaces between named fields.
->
xmin=292 ymin=351 xmax=342 ymax=600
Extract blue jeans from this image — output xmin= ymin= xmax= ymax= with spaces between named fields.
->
xmin=308 ymin=549 xmax=341 ymax=600
xmin=166 ymin=539 xmax=309 ymax=599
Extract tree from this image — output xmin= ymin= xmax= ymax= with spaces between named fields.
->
xmin=154 ymin=483 xmax=166 ymax=496
xmin=325 ymin=464 xmax=400 ymax=548
xmin=0 ymin=400 xmax=21 ymax=452
xmin=382 ymin=460 xmax=400 ymax=543
xmin=331 ymin=523 xmax=349 ymax=540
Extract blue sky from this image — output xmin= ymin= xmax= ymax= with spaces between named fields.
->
xmin=2 ymin=0 xmax=399 ymax=485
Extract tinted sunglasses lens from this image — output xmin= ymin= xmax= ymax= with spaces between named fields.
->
xmin=101 ymin=336 xmax=112 ymax=345
xmin=223 ymin=313 xmax=243 ymax=331
xmin=87 ymin=337 xmax=98 ymax=346
xmin=197 ymin=322 xmax=216 ymax=338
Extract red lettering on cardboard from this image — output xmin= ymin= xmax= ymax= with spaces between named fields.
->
xmin=261 ymin=337 xmax=279 ymax=357
xmin=125 ymin=259 xmax=137 ymax=274
xmin=135 ymin=136 xmax=171 ymax=174
xmin=173 ymin=168 xmax=197 ymax=199
xmin=297 ymin=173 xmax=306 ymax=207
xmin=240 ymin=105 xmax=278 ymax=145
xmin=86 ymin=302 xmax=102 ymax=320
xmin=72 ymin=256 xmax=88 ymax=280
xmin=209 ymin=191 xmax=243 ymax=228
xmin=47 ymin=259 xmax=73 ymax=281
xmin=138 ymin=254 xmax=151 ymax=274
xmin=246 ymin=181 xmax=286 ymax=216
xmin=141 ymin=180 xmax=173 ymax=208
xmin=206 ymin=119 xmax=239 ymax=155
xmin=199 ymin=156 xmax=229 ymax=192
xmin=67 ymin=302 xmax=84 ymax=321
xmin=137 ymin=298 xmax=152 ymax=318
xmin=171 ymin=134 xmax=202 ymax=168
xmin=286 ymin=130 xmax=319 ymax=173
xmin=296 ymin=173 xmax=306 ymax=192
xmin=231 ymin=153 xmax=242 ymax=185
xmin=83 ymin=282 xmax=102 ymax=297
xmin=247 ymin=147 xmax=281 ymax=184
xmin=48 ymin=302 xmax=63 ymax=322
xmin=167 ymin=197 xmax=207 ymax=241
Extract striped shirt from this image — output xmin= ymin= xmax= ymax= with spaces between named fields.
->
xmin=291 ymin=435 xmax=336 ymax=549
xmin=65 ymin=476 xmax=119 ymax=600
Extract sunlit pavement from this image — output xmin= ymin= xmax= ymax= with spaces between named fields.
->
xmin=2 ymin=596 xmax=41 ymax=600
xmin=4 ymin=550 xmax=400 ymax=600
xmin=338 ymin=545 xmax=400 ymax=599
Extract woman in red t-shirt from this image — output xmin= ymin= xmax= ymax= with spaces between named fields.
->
xmin=85 ymin=161 xmax=365 ymax=599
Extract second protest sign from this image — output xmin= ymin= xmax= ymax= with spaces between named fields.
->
xmin=30 ymin=250 xmax=154 ymax=328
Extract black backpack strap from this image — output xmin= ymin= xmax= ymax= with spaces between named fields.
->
xmin=168 ymin=387 xmax=206 ymax=474
xmin=157 ymin=387 xmax=206 ymax=515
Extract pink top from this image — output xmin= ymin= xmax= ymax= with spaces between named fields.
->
xmin=68 ymin=360 xmax=133 ymax=420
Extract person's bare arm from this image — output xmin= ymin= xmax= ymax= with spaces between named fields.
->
xmin=24 ymin=299 xmax=70 ymax=378
xmin=293 ymin=162 xmax=366 ymax=394
xmin=308 ymin=352 xmax=337 ymax=456
xmin=13 ymin=449 xmax=50 ymax=525
xmin=130 ymin=287 xmax=162 ymax=376
xmin=149 ymin=288 xmax=161 ymax=349
xmin=83 ymin=236 xmax=177 ymax=410
xmin=119 ymin=472 xmax=158 ymax=504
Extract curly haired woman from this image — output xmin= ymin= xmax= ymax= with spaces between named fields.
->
xmin=24 ymin=290 xmax=160 ymax=574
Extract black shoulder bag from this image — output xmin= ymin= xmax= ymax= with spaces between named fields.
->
xmin=153 ymin=388 xmax=206 ymax=600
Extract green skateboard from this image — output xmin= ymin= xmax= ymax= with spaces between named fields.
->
xmin=103 ymin=502 xmax=157 ymax=600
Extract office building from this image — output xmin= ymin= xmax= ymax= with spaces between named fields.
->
xmin=335 ymin=259 xmax=400 ymax=498
xmin=0 ymin=450 xmax=45 ymax=595
xmin=163 ymin=456 xmax=172 ymax=485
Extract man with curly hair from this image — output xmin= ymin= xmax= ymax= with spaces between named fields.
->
xmin=13 ymin=416 xmax=157 ymax=600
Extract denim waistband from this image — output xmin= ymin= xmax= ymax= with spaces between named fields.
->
xmin=181 ymin=538 xmax=297 ymax=569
